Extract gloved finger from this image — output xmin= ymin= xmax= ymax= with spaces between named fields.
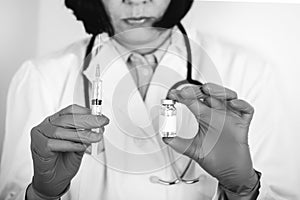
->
xmin=50 ymin=114 xmax=110 ymax=129
xmin=202 ymin=83 xmax=238 ymax=100
xmin=229 ymin=99 xmax=254 ymax=122
xmin=46 ymin=126 xmax=104 ymax=144
xmin=59 ymin=104 xmax=91 ymax=115
xmin=168 ymin=86 xmax=207 ymax=102
xmin=47 ymin=139 xmax=87 ymax=152
xmin=36 ymin=118 xmax=105 ymax=143
xmin=162 ymin=136 xmax=199 ymax=161
xmin=203 ymin=97 xmax=225 ymax=110
xmin=168 ymin=87 xmax=210 ymax=119
xmin=50 ymin=104 xmax=91 ymax=121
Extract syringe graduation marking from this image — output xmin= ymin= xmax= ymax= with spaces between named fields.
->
xmin=92 ymin=65 xmax=102 ymax=106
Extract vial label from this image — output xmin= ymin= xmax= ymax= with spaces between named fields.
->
xmin=159 ymin=115 xmax=177 ymax=137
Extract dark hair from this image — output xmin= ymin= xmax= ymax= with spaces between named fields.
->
xmin=65 ymin=0 xmax=194 ymax=36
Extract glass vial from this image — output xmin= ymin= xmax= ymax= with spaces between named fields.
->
xmin=159 ymin=99 xmax=177 ymax=138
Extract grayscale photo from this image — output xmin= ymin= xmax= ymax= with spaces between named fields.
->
xmin=0 ymin=0 xmax=299 ymax=199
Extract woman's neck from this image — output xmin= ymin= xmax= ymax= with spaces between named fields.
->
xmin=113 ymin=29 xmax=172 ymax=55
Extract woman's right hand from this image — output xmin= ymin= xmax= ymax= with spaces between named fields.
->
xmin=28 ymin=104 xmax=109 ymax=199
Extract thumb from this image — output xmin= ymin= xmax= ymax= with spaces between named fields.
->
xmin=65 ymin=151 xmax=85 ymax=172
xmin=229 ymin=99 xmax=254 ymax=122
xmin=162 ymin=136 xmax=196 ymax=159
xmin=167 ymin=86 xmax=206 ymax=105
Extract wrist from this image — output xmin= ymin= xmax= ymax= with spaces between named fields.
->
xmin=220 ymin=169 xmax=259 ymax=194
xmin=30 ymin=176 xmax=70 ymax=200
xmin=26 ymin=183 xmax=60 ymax=200
xmin=26 ymin=180 xmax=70 ymax=200
xmin=219 ymin=170 xmax=261 ymax=197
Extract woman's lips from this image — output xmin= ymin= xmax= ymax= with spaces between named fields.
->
xmin=123 ymin=17 xmax=153 ymax=26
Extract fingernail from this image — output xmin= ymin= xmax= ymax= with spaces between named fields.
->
xmin=229 ymin=100 xmax=237 ymax=106
xmin=167 ymin=90 xmax=178 ymax=100
xmin=98 ymin=116 xmax=110 ymax=125
xmin=169 ymin=89 xmax=177 ymax=95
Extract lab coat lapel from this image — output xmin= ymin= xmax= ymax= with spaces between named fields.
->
xmin=83 ymin=37 xmax=154 ymax=138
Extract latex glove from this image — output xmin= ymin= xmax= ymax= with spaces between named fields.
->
xmin=163 ymin=83 xmax=258 ymax=194
xmin=30 ymin=104 xmax=109 ymax=199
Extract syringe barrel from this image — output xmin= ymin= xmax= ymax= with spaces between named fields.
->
xmin=92 ymin=79 xmax=102 ymax=101
xmin=91 ymin=79 xmax=102 ymax=116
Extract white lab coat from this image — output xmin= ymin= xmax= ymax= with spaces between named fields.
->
xmin=0 ymin=27 xmax=298 ymax=200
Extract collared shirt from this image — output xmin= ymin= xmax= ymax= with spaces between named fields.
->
xmin=110 ymin=31 xmax=172 ymax=100
xmin=110 ymin=30 xmax=172 ymax=67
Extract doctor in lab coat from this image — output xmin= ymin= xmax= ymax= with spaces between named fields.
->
xmin=0 ymin=0 xmax=297 ymax=199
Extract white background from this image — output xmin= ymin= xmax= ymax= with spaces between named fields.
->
xmin=0 ymin=0 xmax=299 ymax=158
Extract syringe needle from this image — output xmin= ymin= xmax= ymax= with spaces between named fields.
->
xmin=96 ymin=64 xmax=100 ymax=78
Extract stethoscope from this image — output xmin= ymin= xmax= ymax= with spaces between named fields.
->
xmin=82 ymin=22 xmax=203 ymax=185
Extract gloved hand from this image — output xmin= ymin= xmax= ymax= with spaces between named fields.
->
xmin=29 ymin=104 xmax=109 ymax=199
xmin=163 ymin=83 xmax=258 ymax=194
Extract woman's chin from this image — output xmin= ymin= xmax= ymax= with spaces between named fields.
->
xmin=114 ymin=28 xmax=162 ymax=48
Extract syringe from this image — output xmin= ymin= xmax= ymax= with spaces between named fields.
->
xmin=91 ymin=65 xmax=103 ymax=156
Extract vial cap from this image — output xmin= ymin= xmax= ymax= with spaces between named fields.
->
xmin=161 ymin=99 xmax=175 ymax=105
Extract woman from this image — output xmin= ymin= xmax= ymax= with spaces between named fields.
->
xmin=1 ymin=0 xmax=284 ymax=199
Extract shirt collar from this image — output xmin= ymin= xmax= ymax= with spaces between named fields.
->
xmin=83 ymin=25 xmax=186 ymax=83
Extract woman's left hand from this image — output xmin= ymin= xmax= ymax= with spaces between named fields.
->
xmin=163 ymin=83 xmax=259 ymax=194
